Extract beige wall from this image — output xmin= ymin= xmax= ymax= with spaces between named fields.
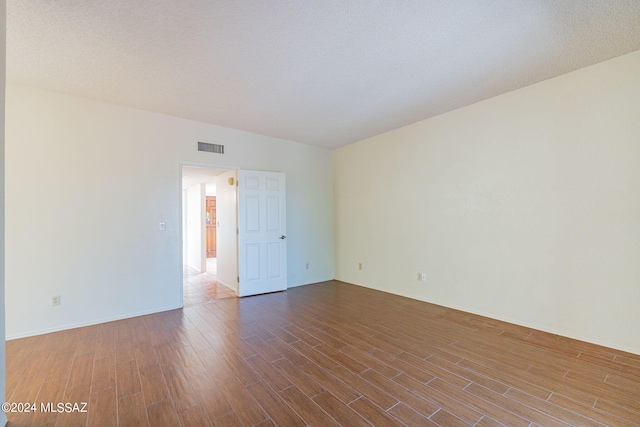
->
xmin=215 ymin=170 xmax=239 ymax=292
xmin=5 ymin=83 xmax=334 ymax=339
xmin=334 ymin=50 xmax=640 ymax=354
xmin=185 ymin=183 xmax=206 ymax=272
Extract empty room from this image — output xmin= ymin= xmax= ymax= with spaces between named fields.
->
xmin=2 ymin=1 xmax=640 ymax=426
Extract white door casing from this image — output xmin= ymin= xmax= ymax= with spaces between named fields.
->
xmin=237 ymin=170 xmax=287 ymax=297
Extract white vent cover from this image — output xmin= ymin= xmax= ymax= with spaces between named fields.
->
xmin=198 ymin=142 xmax=224 ymax=154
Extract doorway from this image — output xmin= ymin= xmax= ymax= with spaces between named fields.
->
xmin=180 ymin=165 xmax=289 ymax=303
xmin=181 ymin=165 xmax=237 ymax=305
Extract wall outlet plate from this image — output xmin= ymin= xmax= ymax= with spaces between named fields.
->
xmin=52 ymin=295 xmax=61 ymax=306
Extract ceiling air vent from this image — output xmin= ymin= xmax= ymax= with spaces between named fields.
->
xmin=198 ymin=142 xmax=224 ymax=154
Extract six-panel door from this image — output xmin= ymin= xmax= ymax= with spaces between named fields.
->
xmin=237 ymin=170 xmax=287 ymax=297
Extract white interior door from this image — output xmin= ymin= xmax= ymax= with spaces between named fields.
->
xmin=237 ymin=170 xmax=287 ymax=297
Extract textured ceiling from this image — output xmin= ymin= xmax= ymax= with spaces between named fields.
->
xmin=7 ymin=1 xmax=640 ymax=149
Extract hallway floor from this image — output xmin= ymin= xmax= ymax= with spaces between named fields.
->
xmin=183 ymin=258 xmax=236 ymax=306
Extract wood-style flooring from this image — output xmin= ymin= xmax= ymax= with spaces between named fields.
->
xmin=183 ymin=262 xmax=236 ymax=306
xmin=5 ymin=280 xmax=640 ymax=426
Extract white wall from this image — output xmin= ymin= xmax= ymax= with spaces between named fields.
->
xmin=5 ymin=83 xmax=334 ymax=339
xmin=334 ymin=50 xmax=640 ymax=354
xmin=182 ymin=189 xmax=187 ymax=261
xmin=185 ymin=183 xmax=206 ymax=272
xmin=216 ymin=170 xmax=238 ymax=291
xmin=1 ymin=1 xmax=8 ymax=424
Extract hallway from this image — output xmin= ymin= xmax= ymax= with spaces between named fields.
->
xmin=183 ymin=258 xmax=236 ymax=306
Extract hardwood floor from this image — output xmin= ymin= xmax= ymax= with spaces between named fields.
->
xmin=5 ymin=280 xmax=640 ymax=426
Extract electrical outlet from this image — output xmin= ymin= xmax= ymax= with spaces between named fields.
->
xmin=418 ymin=273 xmax=427 ymax=281
xmin=52 ymin=295 xmax=61 ymax=306
xmin=358 ymin=263 xmax=363 ymax=270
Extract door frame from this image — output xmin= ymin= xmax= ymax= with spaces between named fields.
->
xmin=178 ymin=161 xmax=239 ymax=307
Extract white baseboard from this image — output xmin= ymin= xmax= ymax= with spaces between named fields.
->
xmin=5 ymin=304 xmax=182 ymax=341
xmin=216 ymin=278 xmax=237 ymax=293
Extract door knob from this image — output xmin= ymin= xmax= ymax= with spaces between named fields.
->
xmin=280 ymin=235 xmax=286 ymax=239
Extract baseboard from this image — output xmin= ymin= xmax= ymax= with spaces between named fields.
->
xmin=287 ymin=276 xmax=334 ymax=289
xmin=5 ymin=304 xmax=183 ymax=341
xmin=334 ymin=279 xmax=639 ymax=356
xmin=216 ymin=278 xmax=237 ymax=293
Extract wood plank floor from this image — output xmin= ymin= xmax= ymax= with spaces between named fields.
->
xmin=5 ymin=280 xmax=640 ymax=426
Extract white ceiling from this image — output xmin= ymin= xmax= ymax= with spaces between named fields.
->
xmin=7 ymin=1 xmax=640 ymax=149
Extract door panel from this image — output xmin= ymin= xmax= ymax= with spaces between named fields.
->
xmin=267 ymin=242 xmax=281 ymax=278
xmin=266 ymin=196 xmax=280 ymax=230
xmin=246 ymin=196 xmax=260 ymax=231
xmin=246 ymin=244 xmax=261 ymax=280
xmin=237 ymin=170 xmax=287 ymax=297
